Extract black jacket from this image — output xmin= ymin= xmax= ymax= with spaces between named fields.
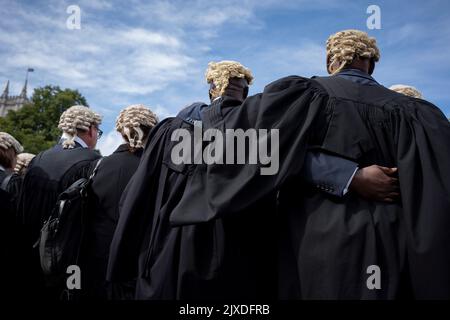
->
xmin=18 ymin=142 xmax=101 ymax=299
xmin=84 ymin=144 xmax=142 ymax=299
xmin=0 ymin=169 xmax=23 ymax=298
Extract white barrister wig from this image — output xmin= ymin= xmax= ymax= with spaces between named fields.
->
xmin=326 ymin=29 xmax=380 ymax=75
xmin=389 ymin=84 xmax=423 ymax=99
xmin=58 ymin=105 xmax=102 ymax=149
xmin=0 ymin=132 xmax=24 ymax=153
xmin=115 ymin=104 xmax=158 ymax=149
xmin=205 ymin=60 xmax=254 ymax=98
xmin=14 ymin=152 xmax=35 ymax=174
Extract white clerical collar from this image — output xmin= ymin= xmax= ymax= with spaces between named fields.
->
xmin=61 ymin=133 xmax=89 ymax=149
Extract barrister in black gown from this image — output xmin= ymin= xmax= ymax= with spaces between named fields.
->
xmin=83 ymin=104 xmax=157 ymax=300
xmin=167 ymin=31 xmax=450 ymax=299
xmin=18 ymin=106 xmax=102 ymax=299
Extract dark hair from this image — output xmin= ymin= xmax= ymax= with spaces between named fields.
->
xmin=0 ymin=147 xmax=17 ymax=169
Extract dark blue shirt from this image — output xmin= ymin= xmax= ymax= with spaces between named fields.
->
xmin=334 ymin=68 xmax=379 ymax=86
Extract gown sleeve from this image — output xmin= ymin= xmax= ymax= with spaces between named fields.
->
xmin=170 ymin=76 xmax=329 ymax=225
xmin=107 ymin=119 xmax=174 ymax=282
xmin=396 ymin=99 xmax=450 ymax=299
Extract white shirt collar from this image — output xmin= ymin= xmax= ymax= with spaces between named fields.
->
xmin=0 ymin=164 xmax=5 ymax=172
xmin=74 ymin=136 xmax=89 ymax=148
xmin=61 ymin=133 xmax=89 ymax=149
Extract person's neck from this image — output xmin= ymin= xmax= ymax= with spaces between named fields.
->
xmin=342 ymin=67 xmax=370 ymax=75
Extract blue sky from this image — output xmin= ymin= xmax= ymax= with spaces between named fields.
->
xmin=1 ymin=0 xmax=449 ymax=155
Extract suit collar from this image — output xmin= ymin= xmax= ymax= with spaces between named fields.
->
xmin=114 ymin=144 xmax=130 ymax=153
xmin=334 ymin=68 xmax=379 ymax=86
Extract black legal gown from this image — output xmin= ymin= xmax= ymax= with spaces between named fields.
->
xmin=19 ymin=143 xmax=101 ymax=299
xmin=109 ymin=76 xmax=450 ymax=300
xmin=83 ymin=144 xmax=142 ymax=299
xmin=0 ymin=171 xmax=25 ymax=299
xmin=108 ymin=96 xmax=277 ymax=300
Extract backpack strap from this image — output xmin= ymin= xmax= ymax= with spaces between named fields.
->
xmin=89 ymin=158 xmax=103 ymax=180
xmin=0 ymin=173 xmax=14 ymax=191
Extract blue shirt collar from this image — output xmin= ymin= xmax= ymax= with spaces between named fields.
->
xmin=334 ymin=68 xmax=379 ymax=86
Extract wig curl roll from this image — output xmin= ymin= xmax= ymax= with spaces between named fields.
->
xmin=0 ymin=132 xmax=23 ymax=153
xmin=58 ymin=105 xmax=102 ymax=149
xmin=389 ymin=84 xmax=423 ymax=99
xmin=326 ymin=29 xmax=380 ymax=75
xmin=205 ymin=60 xmax=254 ymax=98
xmin=115 ymin=104 xmax=158 ymax=149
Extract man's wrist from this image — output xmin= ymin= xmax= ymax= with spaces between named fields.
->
xmin=343 ymin=167 xmax=359 ymax=195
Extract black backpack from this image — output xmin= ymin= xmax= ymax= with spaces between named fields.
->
xmin=38 ymin=159 xmax=103 ymax=278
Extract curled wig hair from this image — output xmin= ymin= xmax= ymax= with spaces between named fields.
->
xmin=0 ymin=132 xmax=23 ymax=153
xmin=326 ymin=29 xmax=380 ymax=75
xmin=58 ymin=105 xmax=102 ymax=149
xmin=389 ymin=84 xmax=423 ymax=99
xmin=205 ymin=60 xmax=254 ymax=98
xmin=115 ymin=104 xmax=158 ymax=150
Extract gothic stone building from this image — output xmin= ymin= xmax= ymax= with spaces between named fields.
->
xmin=0 ymin=80 xmax=29 ymax=117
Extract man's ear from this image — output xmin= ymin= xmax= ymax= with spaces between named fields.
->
xmin=88 ymin=126 xmax=95 ymax=138
xmin=368 ymin=59 xmax=375 ymax=75
xmin=243 ymin=86 xmax=249 ymax=100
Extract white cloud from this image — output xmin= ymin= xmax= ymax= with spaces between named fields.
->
xmin=0 ymin=1 xmax=198 ymax=100
xmin=152 ymin=104 xmax=176 ymax=120
xmin=79 ymin=0 xmax=113 ymax=10
xmin=97 ymin=130 xmax=123 ymax=156
xmin=117 ymin=28 xmax=181 ymax=48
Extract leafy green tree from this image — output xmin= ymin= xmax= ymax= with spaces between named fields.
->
xmin=0 ymin=86 xmax=88 ymax=154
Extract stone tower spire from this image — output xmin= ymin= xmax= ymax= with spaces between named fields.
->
xmin=20 ymin=78 xmax=27 ymax=98
xmin=1 ymin=80 xmax=9 ymax=98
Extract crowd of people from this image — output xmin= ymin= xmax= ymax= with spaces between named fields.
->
xmin=1 ymin=29 xmax=449 ymax=300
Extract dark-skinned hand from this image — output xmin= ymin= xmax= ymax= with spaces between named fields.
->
xmin=349 ymin=165 xmax=400 ymax=203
